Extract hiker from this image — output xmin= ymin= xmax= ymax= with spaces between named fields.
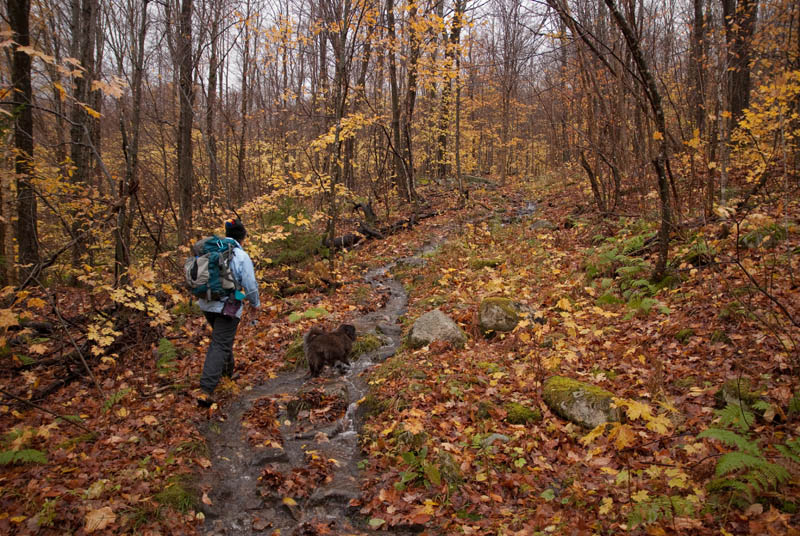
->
xmin=195 ymin=218 xmax=260 ymax=407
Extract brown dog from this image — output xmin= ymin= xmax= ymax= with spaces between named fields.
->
xmin=303 ymin=324 xmax=356 ymax=377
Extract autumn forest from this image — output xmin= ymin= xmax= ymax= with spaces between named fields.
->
xmin=0 ymin=0 xmax=799 ymax=534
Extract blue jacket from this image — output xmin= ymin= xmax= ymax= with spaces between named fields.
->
xmin=198 ymin=240 xmax=260 ymax=318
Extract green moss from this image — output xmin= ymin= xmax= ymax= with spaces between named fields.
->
xmin=352 ymin=334 xmax=383 ymax=358
xmin=788 ymin=390 xmax=800 ymax=419
xmin=284 ymin=335 xmax=305 ymax=366
xmin=359 ymin=394 xmax=390 ymax=417
xmin=715 ymin=378 xmax=762 ymax=408
xmin=421 ymin=294 xmax=447 ymax=307
xmin=477 ymin=402 xmax=493 ymax=420
xmin=673 ymin=376 xmax=697 ymax=389
xmin=542 ymin=376 xmax=620 ymax=428
xmin=710 ymin=330 xmax=731 ymax=344
xmin=469 ymin=258 xmax=504 ymax=270
xmin=154 ymin=475 xmax=197 ymax=513
xmin=482 ymin=297 xmax=518 ymax=317
xmin=675 ymin=328 xmax=695 ymax=344
xmin=505 ymin=402 xmax=542 ymax=424
xmin=543 ymin=376 xmax=615 ymax=400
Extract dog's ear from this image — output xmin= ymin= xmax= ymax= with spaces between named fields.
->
xmin=344 ymin=324 xmax=356 ymax=339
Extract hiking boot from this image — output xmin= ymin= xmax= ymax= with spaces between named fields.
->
xmin=196 ymin=392 xmax=214 ymax=408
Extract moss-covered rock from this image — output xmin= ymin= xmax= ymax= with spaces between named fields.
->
xmin=478 ymin=297 xmax=526 ymax=336
xmin=351 ymin=333 xmax=383 ymax=358
xmin=505 ymin=402 xmax=542 ymax=424
xmin=675 ymin=328 xmax=694 ymax=344
xmin=715 ymin=378 xmax=762 ymax=408
xmin=469 ymin=258 xmax=504 ymax=270
xmin=710 ymin=330 xmax=731 ymax=344
xmin=542 ymin=376 xmax=621 ymax=429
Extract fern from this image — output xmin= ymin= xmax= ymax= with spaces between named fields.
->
xmin=102 ymin=388 xmax=131 ymax=413
xmin=627 ymin=495 xmax=695 ymax=529
xmin=700 ymin=403 xmax=794 ymax=508
xmin=698 ymin=428 xmax=760 ymax=455
xmin=775 ymin=438 xmax=800 ymax=463
xmin=0 ymin=448 xmax=48 ymax=465
xmin=157 ymin=338 xmax=177 ymax=375
xmin=713 ymin=404 xmax=755 ymax=433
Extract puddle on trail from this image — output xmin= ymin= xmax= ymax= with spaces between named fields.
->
xmin=198 ymin=251 xmax=431 ymax=535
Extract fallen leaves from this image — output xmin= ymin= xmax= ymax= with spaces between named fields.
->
xmin=84 ymin=506 xmax=115 ymax=533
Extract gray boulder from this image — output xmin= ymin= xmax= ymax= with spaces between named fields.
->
xmin=478 ymin=297 xmax=525 ymax=335
xmin=407 ymin=309 xmax=467 ymax=349
xmin=542 ymin=376 xmax=621 ymax=429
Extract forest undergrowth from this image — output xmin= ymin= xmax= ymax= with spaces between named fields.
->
xmin=0 ymin=175 xmax=799 ymax=535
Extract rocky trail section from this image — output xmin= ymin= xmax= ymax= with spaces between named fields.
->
xmin=198 ymin=249 xmax=434 ymax=535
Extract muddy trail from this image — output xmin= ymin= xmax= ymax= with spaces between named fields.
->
xmin=197 ymin=243 xmax=442 ymax=536
xmin=197 ymin=201 xmax=539 ymax=535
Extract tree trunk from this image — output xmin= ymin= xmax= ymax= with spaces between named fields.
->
xmin=402 ymin=0 xmax=420 ymax=202
xmin=69 ymin=0 xmax=98 ymax=266
xmin=236 ymin=15 xmax=250 ymax=207
xmin=206 ymin=2 xmax=220 ymax=200
xmin=176 ymin=0 xmax=194 ymax=244
xmin=722 ymin=0 xmax=759 ymax=123
xmin=604 ymin=0 xmax=673 ymax=280
xmin=8 ymin=0 xmax=39 ymax=278
xmin=115 ymin=0 xmax=150 ymax=285
xmin=386 ymin=0 xmax=410 ymax=200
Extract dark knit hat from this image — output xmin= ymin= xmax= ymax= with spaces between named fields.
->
xmin=225 ymin=218 xmax=246 ymax=241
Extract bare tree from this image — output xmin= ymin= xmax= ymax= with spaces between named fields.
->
xmin=7 ymin=0 xmax=39 ymax=278
xmin=176 ymin=0 xmax=194 ymax=243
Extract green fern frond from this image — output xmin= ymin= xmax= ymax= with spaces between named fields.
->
xmin=776 ymin=438 xmax=800 ymax=463
xmin=157 ymin=338 xmax=178 ymax=374
xmin=714 ymin=404 xmax=754 ymax=433
xmin=0 ymin=448 xmax=48 ymax=465
xmin=715 ymin=452 xmax=764 ymax=478
xmin=698 ymin=428 xmax=760 ymax=455
xmin=751 ymin=399 xmax=770 ymax=412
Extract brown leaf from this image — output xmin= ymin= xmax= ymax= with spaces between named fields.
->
xmin=85 ymin=506 xmax=116 ymax=533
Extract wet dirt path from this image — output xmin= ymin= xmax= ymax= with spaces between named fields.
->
xmin=198 ymin=244 xmax=441 ymax=535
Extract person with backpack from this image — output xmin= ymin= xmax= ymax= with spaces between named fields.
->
xmin=187 ymin=218 xmax=260 ymax=407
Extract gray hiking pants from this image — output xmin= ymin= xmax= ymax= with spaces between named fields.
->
xmin=200 ymin=312 xmax=240 ymax=394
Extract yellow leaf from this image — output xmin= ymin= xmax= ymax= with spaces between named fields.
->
xmin=631 ymin=490 xmax=650 ymax=503
xmin=599 ymin=497 xmax=614 ymax=515
xmin=420 ymin=499 xmax=437 ymax=515
xmin=556 ymin=297 xmax=572 ymax=311
xmin=142 ymin=415 xmax=158 ymax=426
xmin=519 ymin=332 xmax=531 ymax=343
xmin=29 ymin=343 xmax=48 ymax=354
xmin=116 ymin=407 xmax=129 ymax=418
xmin=82 ymin=104 xmax=101 ymax=118
xmin=645 ymin=413 xmax=671 ymax=434
xmin=652 ymin=131 xmax=664 ymax=140
xmin=283 ymin=497 xmax=297 ymax=506
xmin=608 ymin=423 xmax=636 ymax=450
xmin=405 ymin=418 xmax=424 ymax=435
xmin=580 ymin=424 xmax=607 ymax=446
xmin=0 ymin=308 xmax=19 ymax=329
xmin=85 ymin=506 xmax=116 ymax=533
xmin=10 ymin=515 xmax=26 ymax=523
xmin=27 ymin=297 xmax=47 ymax=309
xmin=475 ymin=472 xmax=487 ymax=482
